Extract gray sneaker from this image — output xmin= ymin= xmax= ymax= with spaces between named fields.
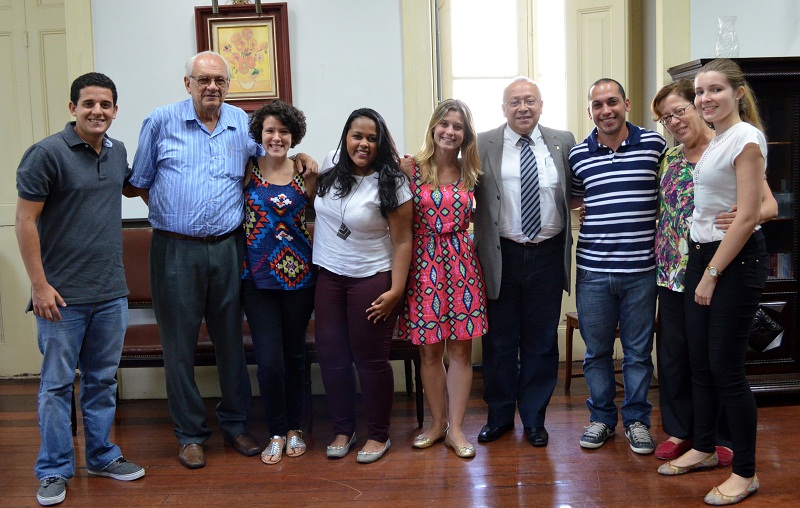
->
xmin=37 ymin=477 xmax=66 ymax=506
xmin=625 ymin=421 xmax=655 ymax=454
xmin=87 ymin=457 xmax=145 ymax=481
xmin=579 ymin=421 xmax=615 ymax=449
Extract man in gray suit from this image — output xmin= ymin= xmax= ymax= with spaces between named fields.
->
xmin=474 ymin=77 xmax=575 ymax=447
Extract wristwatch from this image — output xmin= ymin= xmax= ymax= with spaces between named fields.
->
xmin=706 ymin=265 xmax=721 ymax=279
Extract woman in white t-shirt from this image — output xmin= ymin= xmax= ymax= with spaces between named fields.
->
xmin=659 ymin=59 xmax=767 ymax=506
xmin=313 ymin=108 xmax=413 ymax=464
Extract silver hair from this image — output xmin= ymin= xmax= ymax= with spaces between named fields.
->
xmin=185 ymin=51 xmax=231 ymax=78
xmin=508 ymin=76 xmax=537 ymax=87
xmin=503 ymin=76 xmax=541 ymax=100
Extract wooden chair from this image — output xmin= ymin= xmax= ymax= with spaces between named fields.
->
xmin=70 ymin=219 xmax=424 ymax=435
xmin=563 ymin=311 xmax=658 ymax=394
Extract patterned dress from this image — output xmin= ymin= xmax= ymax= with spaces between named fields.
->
xmin=655 ymin=145 xmax=694 ymax=292
xmin=399 ymin=166 xmax=488 ymax=345
xmin=242 ymin=161 xmax=316 ymax=290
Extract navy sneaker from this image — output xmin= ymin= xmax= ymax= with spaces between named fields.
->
xmin=579 ymin=421 xmax=615 ymax=449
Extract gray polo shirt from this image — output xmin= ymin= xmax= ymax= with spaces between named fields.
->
xmin=16 ymin=122 xmax=130 ymax=306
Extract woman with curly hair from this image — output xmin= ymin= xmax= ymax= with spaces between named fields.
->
xmin=313 ymin=108 xmax=413 ymax=463
xmin=242 ymin=100 xmax=316 ymax=465
xmin=398 ymin=99 xmax=487 ymax=458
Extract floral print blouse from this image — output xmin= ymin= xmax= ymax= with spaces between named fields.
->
xmin=655 ymin=145 xmax=695 ymax=292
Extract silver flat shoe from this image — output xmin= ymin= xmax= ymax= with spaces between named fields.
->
xmin=286 ymin=430 xmax=306 ymax=458
xmin=357 ymin=439 xmax=391 ymax=464
xmin=261 ymin=435 xmax=285 ymax=465
xmin=326 ymin=434 xmax=356 ymax=459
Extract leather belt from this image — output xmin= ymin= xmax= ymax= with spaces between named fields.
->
xmin=502 ymin=230 xmax=564 ymax=248
xmin=155 ymin=229 xmax=236 ymax=243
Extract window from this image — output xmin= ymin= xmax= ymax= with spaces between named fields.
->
xmin=445 ymin=0 xmax=566 ymax=132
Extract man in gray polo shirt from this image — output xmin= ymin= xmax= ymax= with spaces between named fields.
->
xmin=16 ymin=72 xmax=144 ymax=506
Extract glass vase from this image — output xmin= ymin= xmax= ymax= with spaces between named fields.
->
xmin=715 ymin=16 xmax=739 ymax=58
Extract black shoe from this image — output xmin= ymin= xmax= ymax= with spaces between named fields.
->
xmin=524 ymin=426 xmax=549 ymax=447
xmin=478 ymin=423 xmax=514 ymax=443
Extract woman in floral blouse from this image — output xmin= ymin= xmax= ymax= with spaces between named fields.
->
xmin=650 ymin=79 xmax=775 ymax=466
xmin=242 ymin=101 xmax=317 ymax=465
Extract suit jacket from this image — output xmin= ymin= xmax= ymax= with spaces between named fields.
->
xmin=474 ymin=123 xmax=576 ymax=300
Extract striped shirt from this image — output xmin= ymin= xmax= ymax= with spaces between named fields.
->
xmin=130 ymin=98 xmax=262 ymax=236
xmin=569 ymin=122 xmax=666 ymax=272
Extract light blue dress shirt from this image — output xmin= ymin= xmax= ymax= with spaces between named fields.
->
xmin=131 ymin=98 xmax=262 ymax=236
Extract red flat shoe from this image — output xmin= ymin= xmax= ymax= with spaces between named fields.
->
xmin=655 ymin=439 xmax=693 ymax=460
xmin=716 ymin=446 xmax=734 ymax=467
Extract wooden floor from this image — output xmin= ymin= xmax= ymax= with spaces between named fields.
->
xmin=2 ymin=365 xmax=799 ymax=507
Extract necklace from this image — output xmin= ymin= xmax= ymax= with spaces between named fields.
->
xmin=693 ymin=125 xmax=738 ymax=186
xmin=337 ymin=175 xmax=365 ymax=240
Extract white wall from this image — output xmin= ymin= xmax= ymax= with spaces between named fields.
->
xmin=91 ymin=0 xmax=407 ymax=397
xmin=690 ymin=0 xmax=800 ymax=58
xmin=91 ymin=0 xmax=406 ymax=219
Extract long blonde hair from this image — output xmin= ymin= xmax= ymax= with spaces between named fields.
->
xmin=416 ymin=99 xmax=481 ymax=190
xmin=699 ymin=58 xmax=764 ymax=132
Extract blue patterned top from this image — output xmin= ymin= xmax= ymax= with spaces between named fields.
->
xmin=242 ymin=161 xmax=316 ymax=290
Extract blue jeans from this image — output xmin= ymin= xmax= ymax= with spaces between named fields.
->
xmin=576 ymin=269 xmax=656 ymax=428
xmin=34 ymin=297 xmax=128 ymax=480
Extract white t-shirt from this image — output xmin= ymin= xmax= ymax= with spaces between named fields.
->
xmin=691 ymin=121 xmax=767 ymax=243
xmin=313 ymin=170 xmax=412 ymax=278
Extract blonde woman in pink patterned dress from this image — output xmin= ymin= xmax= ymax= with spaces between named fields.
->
xmin=399 ymin=99 xmax=488 ymax=458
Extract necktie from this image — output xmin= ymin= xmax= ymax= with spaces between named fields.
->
xmin=519 ymin=135 xmax=541 ymax=240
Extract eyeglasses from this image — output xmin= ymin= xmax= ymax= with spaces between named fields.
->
xmin=659 ymin=103 xmax=694 ymax=126
xmin=189 ymin=75 xmax=229 ymax=88
xmin=506 ymin=98 xmax=540 ymax=108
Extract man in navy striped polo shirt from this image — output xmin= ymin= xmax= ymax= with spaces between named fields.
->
xmin=568 ymin=78 xmax=666 ymax=455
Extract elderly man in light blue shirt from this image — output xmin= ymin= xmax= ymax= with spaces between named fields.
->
xmin=130 ymin=51 xmax=263 ymax=469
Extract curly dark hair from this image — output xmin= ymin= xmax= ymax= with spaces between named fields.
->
xmin=317 ymin=108 xmax=405 ymax=218
xmin=248 ymin=100 xmax=307 ymax=148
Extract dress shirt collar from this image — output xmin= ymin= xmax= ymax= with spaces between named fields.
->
xmin=505 ymin=123 xmax=542 ymax=147
xmin=179 ymin=98 xmax=239 ymax=134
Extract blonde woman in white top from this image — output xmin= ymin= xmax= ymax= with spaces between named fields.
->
xmin=659 ymin=59 xmax=767 ymax=506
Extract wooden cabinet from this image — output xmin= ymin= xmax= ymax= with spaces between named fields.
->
xmin=669 ymin=57 xmax=800 ymax=393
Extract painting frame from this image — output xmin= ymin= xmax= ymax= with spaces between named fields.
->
xmin=195 ymin=3 xmax=292 ymax=112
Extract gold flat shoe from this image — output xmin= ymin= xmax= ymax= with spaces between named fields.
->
xmin=444 ymin=435 xmax=476 ymax=458
xmin=658 ymin=452 xmax=718 ymax=476
xmin=704 ymin=475 xmax=759 ymax=505
xmin=413 ymin=424 xmax=449 ymax=449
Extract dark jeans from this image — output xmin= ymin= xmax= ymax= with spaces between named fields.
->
xmin=241 ymin=280 xmax=314 ymax=436
xmin=657 ymin=286 xmax=694 ymax=439
xmin=658 ymin=286 xmax=732 ymax=447
xmin=314 ymin=269 xmax=397 ymax=443
xmin=684 ymin=230 xmax=767 ymax=478
xmin=481 ymin=235 xmax=564 ymax=428
xmin=150 ymin=229 xmax=251 ymax=444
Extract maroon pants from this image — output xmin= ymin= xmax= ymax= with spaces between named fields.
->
xmin=314 ymin=268 xmax=396 ymax=443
